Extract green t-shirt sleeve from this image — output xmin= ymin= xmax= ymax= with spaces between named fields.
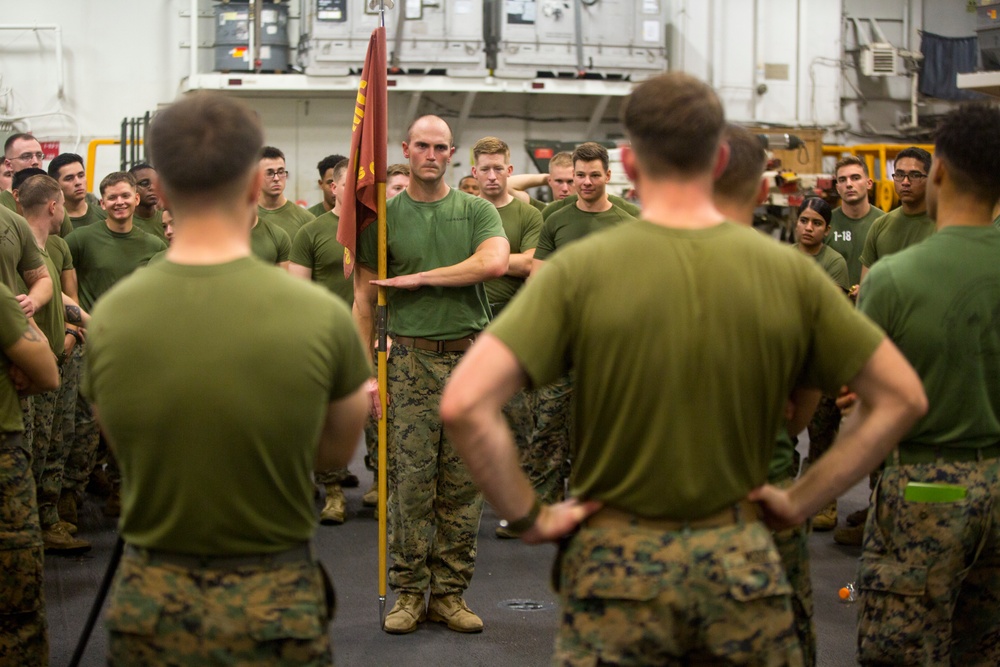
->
xmin=289 ymin=226 xmax=312 ymax=267
xmin=856 ymin=260 xmax=899 ymax=339
xmin=65 ymin=230 xmax=81 ymax=266
xmin=859 ymin=214 xmax=886 ymax=268
xmin=608 ymin=195 xmax=641 ymax=217
xmin=542 ymin=196 xmax=570 ymax=220
xmin=529 ymin=196 xmax=547 ymax=213
xmin=15 ymin=216 xmax=44 ymax=274
xmin=60 ymin=213 xmax=74 ymax=238
xmin=534 ymin=217 xmax=557 ymax=260
xmin=470 ymin=198 xmax=506 ymax=249
xmin=275 ymin=227 xmax=291 ymax=264
xmin=798 ymin=261 xmax=885 ymax=392
xmin=489 ymin=259 xmax=573 ymax=387
xmin=327 ymin=299 xmax=374 ymax=400
xmin=828 ymin=251 xmax=850 ymax=291
xmin=521 ymin=206 xmax=543 ymax=251
xmin=0 ymin=285 xmax=29 ymax=348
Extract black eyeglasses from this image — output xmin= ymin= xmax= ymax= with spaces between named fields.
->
xmin=892 ymin=171 xmax=927 ymax=182
xmin=265 ymin=169 xmax=289 ymax=179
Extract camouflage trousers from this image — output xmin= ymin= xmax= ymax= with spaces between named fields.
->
xmin=363 ymin=420 xmax=378 ymax=472
xmin=771 ymin=477 xmax=816 ymax=667
xmin=857 ymin=457 xmax=1000 ymax=666
xmin=37 ymin=356 xmax=77 ymax=527
xmin=525 ymin=373 xmax=573 ymax=505
xmin=28 ymin=388 xmax=56 ymax=486
xmin=386 ymin=343 xmax=483 ymax=596
xmin=806 ymin=393 xmax=840 ymax=463
xmin=19 ymin=396 xmax=33 ymax=461
xmin=61 ymin=344 xmax=100 ymax=496
xmin=107 ymin=549 xmax=334 ymax=666
xmin=0 ymin=433 xmax=47 ymax=667
xmin=315 ymin=467 xmax=352 ymax=486
xmin=553 ymin=519 xmax=803 ymax=666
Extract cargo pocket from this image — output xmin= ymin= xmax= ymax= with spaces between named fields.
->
xmin=246 ymin=598 xmax=325 ymax=641
xmin=856 ymin=558 xmax=929 ymax=664
xmin=569 ymin=551 xmax=664 ymax=602
xmin=0 ymin=547 xmax=43 ymax=614
xmin=104 ymin=590 xmax=163 ymax=637
xmin=722 ymin=549 xmax=793 ymax=602
xmin=857 ymin=558 xmax=926 ymax=597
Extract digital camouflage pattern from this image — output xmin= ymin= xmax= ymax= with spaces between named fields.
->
xmin=61 ymin=345 xmax=100 ymax=497
xmin=106 ymin=553 xmax=333 ymax=666
xmin=552 ymin=520 xmax=803 ymax=665
xmin=503 ymin=388 xmax=534 ymax=465
xmin=37 ymin=359 xmax=77 ymax=527
xmin=0 ymin=436 xmax=47 ymax=667
xmin=386 ymin=344 xmax=483 ymax=596
xmin=28 ymin=389 xmax=56 ymax=488
xmin=770 ymin=477 xmax=816 ymax=667
xmin=857 ymin=459 xmax=1000 ymax=665
xmin=525 ymin=373 xmax=573 ymax=505
xmin=315 ymin=466 xmax=353 ymax=486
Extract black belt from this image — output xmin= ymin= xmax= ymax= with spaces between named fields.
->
xmin=888 ymin=443 xmax=1000 ymax=467
xmin=125 ymin=543 xmax=314 ymax=569
xmin=0 ymin=432 xmax=24 ymax=449
xmin=394 ymin=334 xmax=477 ymax=353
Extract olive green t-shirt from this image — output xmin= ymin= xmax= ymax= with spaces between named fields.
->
xmin=0 ymin=206 xmax=44 ymax=293
xmin=83 ymin=257 xmax=371 ymax=555
xmin=859 ymin=207 xmax=935 ymax=269
xmin=356 ymin=189 xmax=506 ymax=339
xmin=258 ymin=201 xmax=315 ymax=242
xmin=800 ymin=244 xmax=849 ymax=292
xmin=307 ymin=202 xmax=329 ymax=218
xmin=826 ymin=205 xmax=883 ymax=286
xmin=534 ymin=203 xmax=636 ymax=261
xmin=66 ymin=223 xmax=167 ymax=312
xmin=542 ymin=193 xmax=640 ymax=220
xmin=250 ymin=218 xmax=291 ymax=266
xmin=0 ymin=190 xmax=16 ymax=214
xmin=484 ymin=198 xmax=542 ymax=307
xmin=132 ymin=209 xmax=167 ymax=243
xmin=490 ymin=220 xmax=884 ymax=519
xmin=69 ymin=202 xmax=107 ymax=230
xmin=768 ymin=428 xmax=797 ymax=483
xmin=528 ymin=196 xmax=548 ymax=213
xmin=860 ymin=225 xmax=1000 ymax=450
xmin=290 ymin=211 xmax=354 ymax=305
xmin=0 ymin=284 xmax=29 ymax=433
xmin=32 ymin=240 xmax=69 ymax=357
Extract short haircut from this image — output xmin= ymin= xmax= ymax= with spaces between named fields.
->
xmin=260 ymin=146 xmax=285 ymax=161
xmin=405 ymin=115 xmax=454 ymax=146
xmin=548 ymin=152 xmax=573 ymax=170
xmin=128 ymin=162 xmax=155 ymax=174
xmin=317 ymin=154 xmax=347 ymax=177
xmin=714 ymin=124 xmax=766 ymax=205
xmin=472 ymin=136 xmax=510 ymax=163
xmin=149 ymin=92 xmax=263 ymax=199
xmin=17 ymin=174 xmax=62 ymax=214
xmin=834 ymin=155 xmax=869 ymax=178
xmin=459 ymin=175 xmax=477 ymax=185
xmin=934 ymin=103 xmax=1000 ymax=204
xmin=620 ymin=72 xmax=725 ymax=177
xmin=100 ymin=171 xmax=137 ymax=195
xmin=387 ymin=163 xmax=410 ymax=178
xmin=798 ymin=197 xmax=832 ymax=226
xmin=11 ymin=167 xmax=48 ymax=191
xmin=47 ymin=152 xmax=85 ymax=179
xmin=895 ymin=146 xmax=932 ymax=174
xmin=5 ymin=133 xmax=39 ymax=156
xmin=572 ymin=142 xmax=609 ymax=171
xmin=332 ymin=158 xmax=350 ymax=182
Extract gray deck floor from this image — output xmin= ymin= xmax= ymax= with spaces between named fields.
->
xmin=46 ymin=443 xmax=868 ymax=666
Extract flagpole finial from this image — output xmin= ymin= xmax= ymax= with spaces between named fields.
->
xmin=369 ymin=0 xmax=393 ymax=26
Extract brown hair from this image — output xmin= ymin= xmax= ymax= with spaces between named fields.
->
xmin=148 ymin=92 xmax=263 ymax=199
xmin=714 ymin=124 xmax=767 ymax=205
xmin=572 ymin=142 xmax=609 ymax=171
xmin=17 ymin=174 xmax=62 ymax=214
xmin=387 ymin=163 xmax=410 ymax=178
xmin=548 ymin=152 xmax=573 ymax=170
xmin=472 ymin=136 xmax=510 ymax=163
xmin=834 ymin=155 xmax=869 ymax=178
xmin=99 ymin=171 xmax=137 ymax=196
xmin=620 ymin=72 xmax=724 ymax=177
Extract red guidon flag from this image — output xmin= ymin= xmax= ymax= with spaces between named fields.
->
xmin=338 ymin=26 xmax=387 ymax=278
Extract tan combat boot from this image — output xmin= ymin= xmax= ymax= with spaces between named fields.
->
xmin=811 ymin=499 xmax=837 ymax=531
xmin=43 ymin=523 xmax=91 ymax=555
xmin=320 ymin=484 xmax=346 ymax=525
xmin=362 ymin=480 xmax=378 ymax=507
xmin=427 ymin=594 xmax=483 ymax=633
xmin=383 ymin=592 xmax=426 ymax=634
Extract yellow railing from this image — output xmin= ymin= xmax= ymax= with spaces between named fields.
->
xmin=85 ymin=138 xmax=143 ymax=192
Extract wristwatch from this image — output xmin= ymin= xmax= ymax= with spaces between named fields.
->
xmin=501 ymin=496 xmax=542 ymax=534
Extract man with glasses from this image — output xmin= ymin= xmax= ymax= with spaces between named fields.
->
xmin=257 ymin=146 xmax=315 ymax=241
xmin=859 ymin=147 xmax=934 ymax=286
xmin=2 ymin=134 xmax=46 ymax=212
xmin=128 ymin=163 xmax=166 ymax=242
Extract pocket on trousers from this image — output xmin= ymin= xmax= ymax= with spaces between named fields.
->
xmin=569 ymin=549 xmax=664 ymax=602
xmin=858 ymin=558 xmax=927 ymax=597
xmin=246 ymin=604 xmax=324 ymax=642
xmin=104 ymin=592 xmax=163 ymax=636
xmin=0 ymin=547 xmax=43 ymax=614
xmin=722 ymin=549 xmax=793 ymax=602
